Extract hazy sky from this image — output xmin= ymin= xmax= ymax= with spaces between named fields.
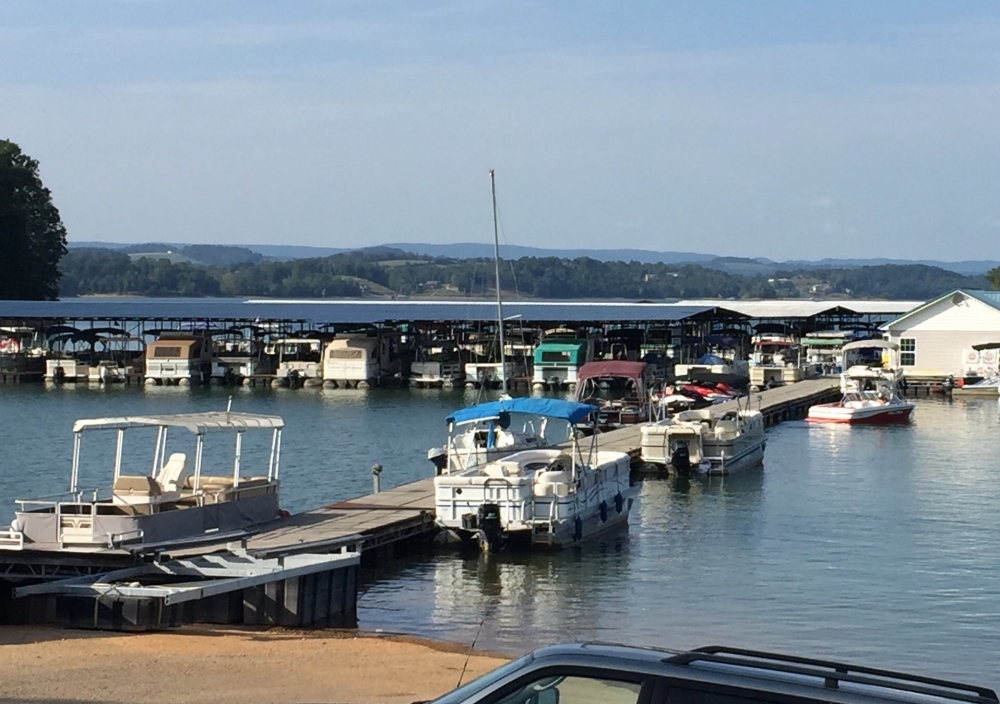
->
xmin=3 ymin=1 xmax=999 ymax=260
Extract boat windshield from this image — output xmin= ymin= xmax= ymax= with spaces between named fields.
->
xmin=578 ymin=376 xmax=642 ymax=402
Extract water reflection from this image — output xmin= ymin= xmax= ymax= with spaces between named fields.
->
xmin=2 ymin=386 xmax=1000 ymax=683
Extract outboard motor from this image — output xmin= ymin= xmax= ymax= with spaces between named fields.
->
xmin=476 ymin=502 xmax=504 ymax=553
xmin=427 ymin=446 xmax=448 ymax=475
xmin=670 ymin=441 xmax=692 ymax=475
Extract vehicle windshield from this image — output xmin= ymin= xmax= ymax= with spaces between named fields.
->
xmin=428 ymin=654 xmax=533 ymax=704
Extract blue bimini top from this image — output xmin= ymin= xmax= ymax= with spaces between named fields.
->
xmin=446 ymin=397 xmax=597 ymax=426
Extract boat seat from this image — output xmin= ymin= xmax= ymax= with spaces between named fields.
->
xmin=482 ymin=462 xmax=523 ymax=478
xmin=155 ymin=453 xmax=189 ymax=493
xmin=533 ymin=470 xmax=572 ymax=497
xmin=184 ymin=475 xmax=235 ymax=491
xmin=112 ymin=475 xmax=178 ymax=506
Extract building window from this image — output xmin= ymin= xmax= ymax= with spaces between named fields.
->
xmin=900 ymin=338 xmax=916 ymax=366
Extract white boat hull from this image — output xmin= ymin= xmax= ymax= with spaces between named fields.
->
xmin=434 ymin=447 xmax=634 ymax=550
xmin=640 ymin=408 xmax=766 ymax=476
xmin=807 ymin=401 xmax=914 ymax=424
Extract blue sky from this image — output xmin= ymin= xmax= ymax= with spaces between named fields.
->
xmin=2 ymin=1 xmax=999 ymax=260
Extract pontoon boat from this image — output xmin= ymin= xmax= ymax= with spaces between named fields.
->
xmin=0 ymin=412 xmax=285 ymax=553
xmin=433 ymin=400 xmax=635 ymax=551
xmin=641 ymin=401 xmax=766 ymax=476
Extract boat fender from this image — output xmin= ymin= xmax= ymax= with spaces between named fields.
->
xmin=278 ymin=509 xmax=290 ymax=518
xmin=574 ymin=517 xmax=583 ymax=541
xmin=614 ymin=493 xmax=624 ymax=514
xmin=599 ymin=501 xmax=608 ymax=523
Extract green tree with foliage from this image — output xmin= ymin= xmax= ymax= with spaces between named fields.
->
xmin=988 ymin=266 xmax=1000 ymax=290
xmin=0 ymin=140 xmax=68 ymax=299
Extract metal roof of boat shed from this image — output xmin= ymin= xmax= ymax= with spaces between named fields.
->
xmin=0 ymin=298 xmax=719 ymax=324
xmin=675 ymin=299 xmax=921 ymax=318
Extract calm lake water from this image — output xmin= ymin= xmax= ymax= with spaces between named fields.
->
xmin=0 ymin=385 xmax=998 ymax=685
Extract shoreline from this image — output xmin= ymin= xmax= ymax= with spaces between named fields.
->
xmin=0 ymin=625 xmax=512 ymax=704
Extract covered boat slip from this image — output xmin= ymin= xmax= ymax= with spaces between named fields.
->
xmin=3 ymin=412 xmax=284 ymax=553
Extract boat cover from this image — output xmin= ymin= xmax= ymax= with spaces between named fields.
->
xmin=696 ymin=354 xmax=727 ymax=365
xmin=446 ymin=398 xmax=597 ymax=425
xmin=841 ymin=339 xmax=897 ymax=352
xmin=577 ymin=361 xmax=649 ymax=381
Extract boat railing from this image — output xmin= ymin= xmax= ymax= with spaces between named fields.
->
xmin=0 ymin=528 xmax=24 ymax=550
xmin=16 ymin=488 xmax=104 ymax=511
xmin=481 ymin=477 xmax=532 ymax=525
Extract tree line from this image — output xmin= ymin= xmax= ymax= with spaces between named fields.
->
xmin=3 ymin=138 xmax=997 ymax=302
xmin=57 ymin=247 xmax=989 ymax=300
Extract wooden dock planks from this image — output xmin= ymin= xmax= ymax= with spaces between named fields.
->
xmin=247 ymin=478 xmax=436 ymax=556
xmin=247 ymin=378 xmax=841 ymax=556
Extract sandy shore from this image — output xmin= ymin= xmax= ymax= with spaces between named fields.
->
xmin=0 ymin=626 xmax=510 ymax=704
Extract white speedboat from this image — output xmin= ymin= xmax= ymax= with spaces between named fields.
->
xmin=433 ymin=400 xmax=635 ymax=551
xmin=807 ymin=367 xmax=914 ymax=424
xmin=640 ymin=405 xmax=766 ymax=476
xmin=0 ymin=411 xmax=285 ymax=553
xmin=807 ymin=340 xmax=914 ymax=425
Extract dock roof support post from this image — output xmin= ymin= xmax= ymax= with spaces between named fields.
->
xmin=114 ymin=429 xmax=125 ymax=480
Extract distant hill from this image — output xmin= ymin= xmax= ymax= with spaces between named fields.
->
xmin=376 ymin=242 xmax=716 ymax=264
xmin=66 ymin=241 xmax=999 ymax=274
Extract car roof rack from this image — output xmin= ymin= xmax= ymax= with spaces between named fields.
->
xmin=665 ymin=646 xmax=998 ymax=704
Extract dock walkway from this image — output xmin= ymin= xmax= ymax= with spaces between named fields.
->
xmin=246 ymin=378 xmax=841 ymax=556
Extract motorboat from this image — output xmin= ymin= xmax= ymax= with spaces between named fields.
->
xmin=0 ymin=411 xmax=285 ymax=554
xmin=427 ymin=397 xmax=558 ymax=475
xmin=640 ymin=401 xmax=766 ymax=476
xmin=953 ymin=376 xmax=1000 ymax=397
xmin=574 ymin=360 xmax=655 ymax=429
xmin=807 ymin=340 xmax=915 ymax=424
xmin=807 ymin=367 xmax=915 ymax=424
xmin=433 ymin=399 xmax=636 ymax=551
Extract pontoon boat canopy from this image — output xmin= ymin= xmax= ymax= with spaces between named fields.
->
xmin=841 ymin=339 xmax=897 ymax=352
xmin=446 ymin=398 xmax=597 ymax=425
xmin=72 ymin=412 xmax=285 ymax=434
xmin=577 ymin=361 xmax=649 ymax=381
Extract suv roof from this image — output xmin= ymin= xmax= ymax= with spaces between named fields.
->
xmin=519 ymin=643 xmax=998 ymax=704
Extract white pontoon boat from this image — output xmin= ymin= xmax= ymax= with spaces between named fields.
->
xmin=640 ymin=402 xmax=766 ymax=476
xmin=433 ymin=399 xmax=635 ymax=551
xmin=0 ymin=412 xmax=284 ymax=553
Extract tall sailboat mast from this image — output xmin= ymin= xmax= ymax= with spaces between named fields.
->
xmin=489 ymin=169 xmax=508 ymax=397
